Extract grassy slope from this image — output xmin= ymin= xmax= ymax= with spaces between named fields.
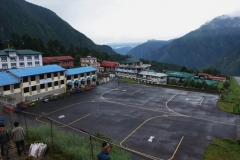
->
xmin=218 ymin=77 xmax=240 ymax=113
xmin=204 ymin=77 xmax=240 ymax=160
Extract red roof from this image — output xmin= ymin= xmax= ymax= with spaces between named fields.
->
xmin=100 ymin=61 xmax=118 ymax=67
xmin=43 ymin=56 xmax=74 ymax=63
xmin=198 ymin=73 xmax=226 ymax=81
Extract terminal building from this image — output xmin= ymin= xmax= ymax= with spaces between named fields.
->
xmin=66 ymin=66 xmax=97 ymax=90
xmin=9 ymin=64 xmax=66 ymax=103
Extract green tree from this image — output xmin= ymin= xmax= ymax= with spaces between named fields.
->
xmin=189 ymin=80 xmax=195 ymax=88
xmin=223 ymin=81 xmax=231 ymax=89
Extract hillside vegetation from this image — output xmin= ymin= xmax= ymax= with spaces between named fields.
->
xmin=0 ymin=0 xmax=115 ymax=54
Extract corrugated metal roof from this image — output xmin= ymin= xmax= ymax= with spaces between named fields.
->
xmin=139 ymin=71 xmax=168 ymax=77
xmin=43 ymin=56 xmax=74 ymax=63
xmin=0 ymin=49 xmax=43 ymax=56
xmin=101 ymin=61 xmax=118 ymax=67
xmin=165 ymin=71 xmax=195 ymax=78
xmin=17 ymin=50 xmax=43 ymax=55
xmin=9 ymin=64 xmax=66 ymax=77
xmin=0 ymin=72 xmax=20 ymax=86
xmin=66 ymin=66 xmax=97 ymax=76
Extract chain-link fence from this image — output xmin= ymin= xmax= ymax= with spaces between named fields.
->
xmin=2 ymin=105 xmax=158 ymax=160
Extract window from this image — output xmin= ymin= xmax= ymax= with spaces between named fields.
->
xmin=67 ymin=76 xmax=71 ymax=80
xmin=92 ymin=71 xmax=95 ymax=75
xmin=10 ymin=57 xmax=16 ymax=62
xmin=27 ymin=55 xmax=32 ymax=61
xmin=34 ymin=55 xmax=39 ymax=60
xmin=74 ymin=74 xmax=78 ymax=78
xmin=14 ymin=83 xmax=20 ymax=89
xmin=19 ymin=62 xmax=24 ymax=67
xmin=60 ymin=71 xmax=64 ymax=76
xmin=40 ymin=84 xmax=45 ymax=89
xmin=47 ymin=73 xmax=51 ymax=78
xmin=87 ymin=72 xmax=90 ymax=76
xmin=1 ymin=57 xmax=7 ymax=62
xmin=11 ymin=63 xmax=16 ymax=68
xmin=19 ymin=56 xmax=24 ymax=61
xmin=54 ymin=72 xmax=58 ymax=77
xmin=27 ymin=62 xmax=32 ymax=66
xmin=24 ymin=87 xmax=29 ymax=93
xmin=23 ymin=77 xmax=28 ymax=83
xmin=48 ymin=82 xmax=52 ymax=88
xmin=54 ymin=81 xmax=58 ymax=86
xmin=61 ymin=80 xmax=64 ymax=84
xmin=81 ymin=73 xmax=84 ymax=77
xmin=3 ymin=85 xmax=10 ymax=91
xmin=35 ymin=61 xmax=40 ymax=66
xmin=32 ymin=86 xmax=36 ymax=91
xmin=2 ymin=63 xmax=8 ymax=69
xmin=30 ymin=76 xmax=36 ymax=81
xmin=39 ymin=74 xmax=44 ymax=80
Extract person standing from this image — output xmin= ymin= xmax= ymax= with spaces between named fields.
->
xmin=97 ymin=142 xmax=111 ymax=160
xmin=0 ymin=124 xmax=10 ymax=159
xmin=11 ymin=122 xmax=26 ymax=156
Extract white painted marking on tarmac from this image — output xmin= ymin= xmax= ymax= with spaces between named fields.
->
xmin=148 ymin=136 xmax=154 ymax=142
xmin=186 ymin=98 xmax=189 ymax=101
xmin=122 ymin=90 xmax=127 ymax=91
xmin=59 ymin=115 xmax=65 ymax=118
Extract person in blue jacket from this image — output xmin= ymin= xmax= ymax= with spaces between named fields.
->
xmin=97 ymin=142 xmax=111 ymax=160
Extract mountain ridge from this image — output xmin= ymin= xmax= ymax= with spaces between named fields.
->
xmin=0 ymin=0 xmax=116 ymax=54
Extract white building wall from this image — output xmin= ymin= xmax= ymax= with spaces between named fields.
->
xmin=0 ymin=54 xmax=43 ymax=69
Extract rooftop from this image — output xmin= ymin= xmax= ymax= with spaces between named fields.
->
xmin=139 ymin=71 xmax=167 ymax=77
xmin=42 ymin=56 xmax=74 ymax=63
xmin=165 ymin=71 xmax=195 ymax=78
xmin=66 ymin=66 xmax=97 ymax=76
xmin=0 ymin=49 xmax=43 ymax=56
xmin=0 ymin=72 xmax=20 ymax=86
xmin=9 ymin=64 xmax=66 ymax=77
xmin=100 ymin=61 xmax=118 ymax=67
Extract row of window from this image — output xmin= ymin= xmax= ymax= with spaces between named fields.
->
xmin=23 ymin=80 xmax=64 ymax=93
xmin=2 ymin=80 xmax=64 ymax=92
xmin=66 ymin=71 xmax=95 ymax=80
xmin=1 ymin=61 xmax=40 ymax=68
xmin=22 ymin=72 xmax=64 ymax=83
xmin=1 ymin=55 xmax=39 ymax=62
xmin=1 ymin=83 xmax=20 ymax=91
xmin=60 ymin=61 xmax=72 ymax=64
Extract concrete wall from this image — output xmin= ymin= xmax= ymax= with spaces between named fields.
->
xmin=25 ymin=87 xmax=65 ymax=102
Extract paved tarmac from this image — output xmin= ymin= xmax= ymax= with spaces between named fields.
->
xmin=16 ymin=81 xmax=239 ymax=160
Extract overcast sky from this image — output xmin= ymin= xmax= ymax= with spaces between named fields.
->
xmin=26 ymin=0 xmax=240 ymax=45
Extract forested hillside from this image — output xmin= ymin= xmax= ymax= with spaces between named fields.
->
xmin=208 ymin=43 xmax=240 ymax=76
xmin=0 ymin=0 xmax=116 ymax=54
xmin=145 ymin=16 xmax=240 ymax=71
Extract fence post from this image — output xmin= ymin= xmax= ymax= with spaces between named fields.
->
xmin=45 ymin=116 xmax=54 ymax=148
xmin=89 ymin=136 xmax=94 ymax=160
xmin=24 ymin=113 xmax=29 ymax=139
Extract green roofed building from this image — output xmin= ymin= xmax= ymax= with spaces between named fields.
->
xmin=165 ymin=71 xmax=195 ymax=79
xmin=193 ymin=79 xmax=218 ymax=86
xmin=0 ymin=48 xmax=43 ymax=70
xmin=116 ymin=58 xmax=151 ymax=79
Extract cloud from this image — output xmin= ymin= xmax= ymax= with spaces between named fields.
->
xmin=26 ymin=0 xmax=240 ymax=44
